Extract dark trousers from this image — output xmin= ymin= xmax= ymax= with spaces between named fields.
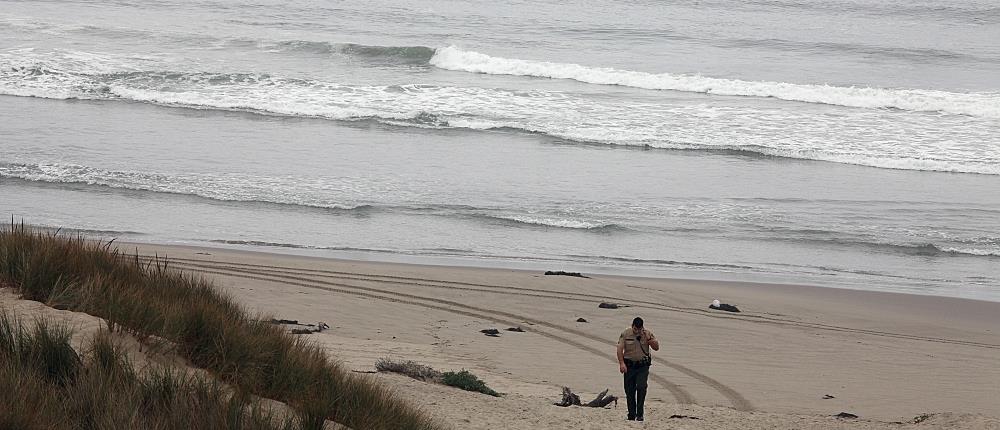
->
xmin=623 ymin=363 xmax=649 ymax=418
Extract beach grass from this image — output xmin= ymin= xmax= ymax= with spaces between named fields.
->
xmin=0 ymin=224 xmax=438 ymax=430
xmin=0 ymin=313 xmax=298 ymax=430
xmin=376 ymin=357 xmax=501 ymax=397
xmin=375 ymin=357 xmax=443 ymax=382
xmin=442 ymin=370 xmax=501 ymax=397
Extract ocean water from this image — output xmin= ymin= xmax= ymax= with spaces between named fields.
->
xmin=2 ymin=0 xmax=999 ymax=300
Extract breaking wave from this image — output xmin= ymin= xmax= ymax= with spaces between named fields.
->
xmin=0 ymin=162 xmax=371 ymax=211
xmin=1 ymin=162 xmax=627 ymax=233
xmin=784 ymin=235 xmax=1000 ymax=258
xmin=266 ymin=41 xmax=435 ymax=63
xmin=2 ymin=48 xmax=999 ymax=175
xmin=429 ymin=46 xmax=1000 ymax=118
xmin=474 ymin=214 xmax=627 ymax=231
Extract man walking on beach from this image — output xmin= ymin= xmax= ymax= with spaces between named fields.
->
xmin=617 ymin=317 xmax=659 ymax=421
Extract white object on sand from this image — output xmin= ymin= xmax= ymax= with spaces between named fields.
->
xmin=712 ymin=299 xmax=721 ymax=308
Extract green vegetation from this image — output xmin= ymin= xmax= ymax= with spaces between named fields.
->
xmin=376 ymin=358 xmax=501 ymax=397
xmin=375 ymin=358 xmax=443 ymax=382
xmin=0 ymin=313 xmax=297 ymax=430
xmin=441 ymin=370 xmax=501 ymax=397
xmin=0 ymin=224 xmax=438 ymax=430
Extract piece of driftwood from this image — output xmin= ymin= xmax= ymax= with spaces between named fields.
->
xmin=669 ymin=415 xmax=701 ymax=420
xmin=835 ymin=412 xmax=859 ymax=419
xmin=554 ymin=387 xmax=617 ymax=408
xmin=506 ymin=327 xmax=525 ymax=332
xmin=554 ymin=387 xmax=581 ymax=407
xmin=584 ymin=389 xmax=617 ymax=407
xmin=480 ymin=328 xmax=501 ymax=337
xmin=271 ymin=319 xmax=331 ymax=329
xmin=289 ymin=322 xmax=330 ymax=335
xmin=544 ymin=271 xmax=590 ymax=278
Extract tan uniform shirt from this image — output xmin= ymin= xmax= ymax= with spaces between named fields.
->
xmin=618 ymin=327 xmax=655 ymax=361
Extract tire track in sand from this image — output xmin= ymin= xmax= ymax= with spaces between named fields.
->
xmin=164 ymin=260 xmax=755 ymax=410
xmin=145 ymin=256 xmax=1000 ymax=350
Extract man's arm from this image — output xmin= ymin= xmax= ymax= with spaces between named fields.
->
xmin=646 ymin=330 xmax=660 ymax=351
xmin=617 ymin=342 xmax=627 ymax=373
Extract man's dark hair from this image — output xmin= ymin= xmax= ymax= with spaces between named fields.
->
xmin=632 ymin=317 xmax=643 ymax=328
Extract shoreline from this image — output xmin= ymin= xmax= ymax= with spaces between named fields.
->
xmin=118 ymin=236 xmax=1000 ymax=305
xmin=111 ymin=239 xmax=999 ymax=425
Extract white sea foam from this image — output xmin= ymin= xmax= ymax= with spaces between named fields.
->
xmin=2 ymin=48 xmax=999 ymax=175
xmin=942 ymin=247 xmax=1000 ymax=257
xmin=430 ymin=46 xmax=1000 ymax=118
xmin=0 ymin=162 xmax=371 ymax=210
xmin=496 ymin=215 xmax=615 ymax=230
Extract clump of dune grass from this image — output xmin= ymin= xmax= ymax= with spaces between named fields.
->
xmin=376 ymin=358 xmax=501 ymax=397
xmin=442 ymin=370 xmax=501 ymax=397
xmin=0 ymin=312 xmax=298 ymax=430
xmin=0 ymin=223 xmax=438 ymax=430
xmin=376 ymin=358 xmax=443 ymax=382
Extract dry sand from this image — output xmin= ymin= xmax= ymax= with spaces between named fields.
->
xmin=7 ymin=241 xmax=1000 ymax=429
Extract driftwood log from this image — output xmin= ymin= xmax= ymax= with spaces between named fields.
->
xmin=544 ymin=271 xmax=590 ymax=278
xmin=554 ymin=387 xmax=617 ymax=408
xmin=283 ymin=321 xmax=330 ymax=335
xmin=554 ymin=387 xmax=581 ymax=407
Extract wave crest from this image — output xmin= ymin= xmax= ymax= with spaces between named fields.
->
xmin=2 ymin=48 xmax=999 ymax=175
xmin=429 ymin=46 xmax=1000 ymax=118
xmin=478 ymin=214 xmax=626 ymax=231
xmin=269 ymin=41 xmax=435 ymax=63
xmin=0 ymin=162 xmax=371 ymax=211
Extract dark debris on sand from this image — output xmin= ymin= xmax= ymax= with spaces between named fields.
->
xmin=599 ymin=302 xmax=629 ymax=309
xmin=709 ymin=303 xmax=741 ymax=312
xmin=273 ymin=319 xmax=330 ymax=335
xmin=554 ymin=387 xmax=617 ymax=408
xmin=544 ymin=271 xmax=590 ymax=278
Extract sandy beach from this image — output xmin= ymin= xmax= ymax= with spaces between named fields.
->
xmin=5 ymin=1 xmax=999 ymax=428
xmin=18 ymin=241 xmax=974 ymax=429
